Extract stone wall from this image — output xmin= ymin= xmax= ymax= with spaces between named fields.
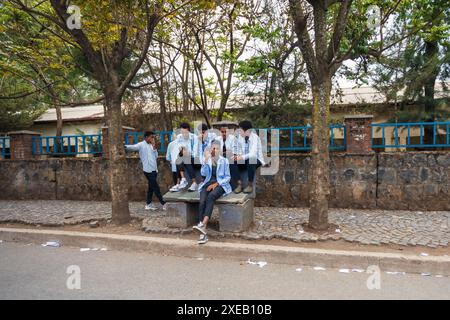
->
xmin=0 ymin=152 xmax=449 ymax=211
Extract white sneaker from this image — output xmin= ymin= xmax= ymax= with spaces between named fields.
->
xmin=198 ymin=234 xmax=208 ymax=245
xmin=178 ymin=178 xmax=188 ymax=189
xmin=188 ymin=182 xmax=198 ymax=192
xmin=145 ymin=203 xmax=158 ymax=211
xmin=170 ymin=184 xmax=180 ymax=192
xmin=193 ymin=222 xmax=206 ymax=235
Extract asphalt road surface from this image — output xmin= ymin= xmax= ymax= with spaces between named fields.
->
xmin=0 ymin=241 xmax=449 ymax=300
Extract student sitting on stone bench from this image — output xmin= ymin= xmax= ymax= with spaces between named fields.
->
xmin=231 ymin=120 xmax=265 ymax=194
xmin=175 ymin=122 xmax=199 ymax=191
xmin=192 ymin=140 xmax=232 ymax=244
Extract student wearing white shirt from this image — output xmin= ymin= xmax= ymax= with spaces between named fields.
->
xmin=165 ymin=138 xmax=187 ymax=192
xmin=125 ymin=131 xmax=166 ymax=211
xmin=175 ymin=122 xmax=199 ymax=191
xmin=215 ymin=123 xmax=239 ymax=188
xmin=231 ymin=120 xmax=265 ymax=194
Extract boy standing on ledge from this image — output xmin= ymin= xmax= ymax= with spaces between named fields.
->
xmin=125 ymin=131 xmax=166 ymax=211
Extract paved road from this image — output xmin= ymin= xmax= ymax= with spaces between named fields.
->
xmin=0 ymin=241 xmax=449 ymax=300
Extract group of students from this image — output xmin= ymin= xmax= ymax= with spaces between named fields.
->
xmin=125 ymin=120 xmax=265 ymax=244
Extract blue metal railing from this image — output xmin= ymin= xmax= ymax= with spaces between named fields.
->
xmin=0 ymin=136 xmax=10 ymax=159
xmin=31 ymin=134 xmax=103 ymax=156
xmin=257 ymin=125 xmax=346 ymax=151
xmin=124 ymin=125 xmax=346 ymax=153
xmin=124 ymin=131 xmax=174 ymax=153
xmin=372 ymin=122 xmax=450 ymax=149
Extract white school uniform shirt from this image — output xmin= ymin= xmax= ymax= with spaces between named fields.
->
xmin=166 ymin=140 xmax=180 ymax=172
xmin=236 ymin=131 xmax=266 ymax=166
xmin=125 ymin=141 xmax=158 ymax=173
xmin=175 ymin=133 xmax=197 ymax=156
xmin=215 ymin=134 xmax=237 ymax=157
xmin=193 ymin=132 xmax=217 ymax=159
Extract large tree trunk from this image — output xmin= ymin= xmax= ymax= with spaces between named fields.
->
xmin=423 ymin=40 xmax=439 ymax=145
xmin=105 ymin=88 xmax=131 ymax=225
xmin=309 ymin=79 xmax=332 ymax=230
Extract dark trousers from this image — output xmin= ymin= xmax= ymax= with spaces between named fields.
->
xmin=198 ymin=185 xmax=225 ymax=221
xmin=230 ymin=159 xmax=262 ymax=185
xmin=144 ymin=171 xmax=165 ymax=205
xmin=171 ymin=165 xmax=183 ymax=185
xmin=182 ymin=157 xmax=202 ymax=183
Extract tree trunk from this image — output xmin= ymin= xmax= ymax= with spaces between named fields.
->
xmin=55 ymin=104 xmax=63 ymax=154
xmin=424 ymin=40 xmax=439 ymax=145
xmin=105 ymin=88 xmax=131 ymax=225
xmin=309 ymin=79 xmax=332 ymax=230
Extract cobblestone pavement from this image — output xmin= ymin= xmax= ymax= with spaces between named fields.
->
xmin=1 ymin=201 xmax=449 ymax=248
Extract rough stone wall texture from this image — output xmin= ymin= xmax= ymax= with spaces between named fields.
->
xmin=0 ymin=152 xmax=449 ymax=211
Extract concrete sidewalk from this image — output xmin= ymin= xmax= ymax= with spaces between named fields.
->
xmin=1 ymin=200 xmax=449 ymax=248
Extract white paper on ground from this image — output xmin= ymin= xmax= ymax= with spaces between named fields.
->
xmin=42 ymin=241 xmax=60 ymax=247
xmin=351 ymin=268 xmax=365 ymax=273
xmin=295 ymin=268 xmax=303 ymax=272
xmin=247 ymin=259 xmax=267 ymax=268
xmin=420 ymin=253 xmax=429 ymax=257
xmin=435 ymin=275 xmax=444 ymax=278
xmin=335 ymin=229 xmax=341 ymax=233
xmin=421 ymin=273 xmax=432 ymax=276
xmin=100 ymin=248 xmax=107 ymax=251
xmin=339 ymin=269 xmax=350 ymax=273
xmin=80 ymin=248 xmax=91 ymax=252
xmin=386 ymin=271 xmax=406 ymax=275
xmin=313 ymin=267 xmax=326 ymax=271
xmin=298 ymin=230 xmax=304 ymax=234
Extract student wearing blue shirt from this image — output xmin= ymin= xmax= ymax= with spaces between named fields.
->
xmin=125 ymin=131 xmax=166 ymax=211
xmin=192 ymin=140 xmax=231 ymax=244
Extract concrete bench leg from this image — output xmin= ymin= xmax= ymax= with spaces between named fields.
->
xmin=218 ymin=199 xmax=254 ymax=232
xmin=166 ymin=202 xmax=197 ymax=228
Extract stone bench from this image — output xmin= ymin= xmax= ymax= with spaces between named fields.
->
xmin=163 ymin=190 xmax=254 ymax=232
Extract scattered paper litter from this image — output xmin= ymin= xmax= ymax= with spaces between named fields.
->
xmin=295 ymin=268 xmax=303 ymax=272
xmin=435 ymin=275 xmax=444 ymax=278
xmin=298 ymin=230 xmax=304 ymax=234
xmin=335 ymin=229 xmax=341 ymax=233
xmin=421 ymin=273 xmax=432 ymax=277
xmin=351 ymin=268 xmax=365 ymax=273
xmin=339 ymin=268 xmax=350 ymax=273
xmin=80 ymin=247 xmax=107 ymax=252
xmin=386 ymin=271 xmax=406 ymax=275
xmin=0 ymin=240 xmax=3 ymax=243
xmin=313 ymin=267 xmax=326 ymax=271
xmin=41 ymin=241 xmax=60 ymax=247
xmin=247 ymin=259 xmax=267 ymax=268
xmin=420 ymin=253 xmax=429 ymax=257
xmin=196 ymin=257 xmax=204 ymax=261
